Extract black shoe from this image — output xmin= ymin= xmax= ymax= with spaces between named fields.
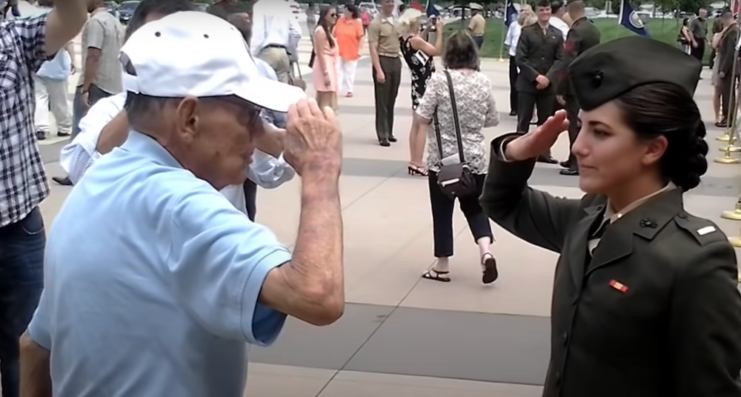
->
xmin=388 ymin=135 xmax=397 ymax=143
xmin=537 ymin=155 xmax=558 ymax=164
xmin=36 ymin=130 xmax=46 ymax=140
xmin=481 ymin=254 xmax=498 ymax=284
xmin=509 ymin=110 xmax=517 ymax=116
xmin=559 ymin=160 xmax=570 ymax=169
xmin=57 ymin=131 xmax=70 ymax=137
xmin=52 ymin=176 xmax=73 ymax=186
xmin=559 ymin=168 xmax=579 ymax=176
xmin=379 ymin=139 xmax=390 ymax=147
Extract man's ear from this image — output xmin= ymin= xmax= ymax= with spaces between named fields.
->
xmin=174 ymin=96 xmax=200 ymax=143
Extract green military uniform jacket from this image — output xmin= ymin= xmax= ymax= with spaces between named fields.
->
xmin=718 ymin=24 xmax=739 ymax=78
xmin=555 ymin=16 xmax=601 ymax=97
xmin=515 ymin=24 xmax=564 ymax=94
xmin=480 ymin=134 xmax=741 ymax=397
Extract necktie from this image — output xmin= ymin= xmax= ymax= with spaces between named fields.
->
xmin=592 ymin=220 xmax=610 ymax=239
xmin=588 ymin=219 xmax=610 ymax=256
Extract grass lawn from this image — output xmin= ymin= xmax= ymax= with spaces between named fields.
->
xmin=443 ymin=18 xmax=712 ymax=65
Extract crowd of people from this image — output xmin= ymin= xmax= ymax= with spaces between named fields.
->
xmin=2 ymin=0 xmax=741 ymax=396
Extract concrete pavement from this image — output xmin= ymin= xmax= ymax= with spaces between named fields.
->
xmin=16 ymin=3 xmax=741 ymax=395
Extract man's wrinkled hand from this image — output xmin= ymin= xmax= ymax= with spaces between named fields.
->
xmin=281 ymin=99 xmax=342 ymax=178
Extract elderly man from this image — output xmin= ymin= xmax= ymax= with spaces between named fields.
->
xmin=59 ymin=0 xmax=295 ymax=221
xmin=21 ymin=11 xmax=344 ymax=397
xmin=0 ymin=1 xmax=86 ymax=396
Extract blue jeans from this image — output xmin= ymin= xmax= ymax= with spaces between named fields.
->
xmin=71 ymin=84 xmax=113 ymax=139
xmin=0 ymin=207 xmax=45 ymax=397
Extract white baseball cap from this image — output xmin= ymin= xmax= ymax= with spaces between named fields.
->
xmin=120 ymin=11 xmax=304 ymax=112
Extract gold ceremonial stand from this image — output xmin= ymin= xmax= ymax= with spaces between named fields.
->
xmin=716 ymin=50 xmax=741 ymax=283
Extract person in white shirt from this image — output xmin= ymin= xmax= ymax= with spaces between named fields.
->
xmin=32 ymin=0 xmax=75 ymax=140
xmin=549 ymin=0 xmax=569 ymax=40
xmin=504 ymin=8 xmax=535 ymax=117
xmin=251 ymin=0 xmax=301 ymax=84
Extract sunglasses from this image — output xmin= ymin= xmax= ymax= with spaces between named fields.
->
xmin=208 ymin=95 xmax=263 ymax=130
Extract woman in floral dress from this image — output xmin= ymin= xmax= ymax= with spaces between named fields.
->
xmin=398 ymin=8 xmax=443 ymax=176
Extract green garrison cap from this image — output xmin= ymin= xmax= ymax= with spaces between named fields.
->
xmin=568 ymin=36 xmax=702 ymax=111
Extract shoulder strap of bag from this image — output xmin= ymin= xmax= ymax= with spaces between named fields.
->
xmin=433 ymin=110 xmax=444 ymax=159
xmin=444 ymin=70 xmax=466 ymax=163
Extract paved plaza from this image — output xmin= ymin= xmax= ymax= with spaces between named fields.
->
xmin=18 ymin=5 xmax=741 ymax=396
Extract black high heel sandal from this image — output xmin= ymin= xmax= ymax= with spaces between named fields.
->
xmin=407 ymin=164 xmax=428 ymax=176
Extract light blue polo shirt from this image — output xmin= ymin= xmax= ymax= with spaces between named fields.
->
xmin=29 ymin=131 xmax=291 ymax=397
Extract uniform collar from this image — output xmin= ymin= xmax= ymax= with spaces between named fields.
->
xmin=603 ymin=182 xmax=677 ymax=225
xmin=121 ymin=130 xmax=183 ymax=169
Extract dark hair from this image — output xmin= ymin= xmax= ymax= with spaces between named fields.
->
xmin=226 ymin=12 xmax=251 ymax=42
xmin=442 ymin=31 xmax=480 ymax=70
xmin=124 ymin=0 xmax=194 ymax=41
xmin=345 ymin=3 xmax=359 ymax=19
xmin=712 ymin=17 xmax=723 ymax=32
xmin=615 ymin=83 xmax=708 ymax=191
xmin=317 ymin=6 xmax=336 ymax=48
xmin=37 ymin=0 xmax=53 ymax=7
xmin=550 ymin=1 xmax=562 ymax=14
xmin=536 ymin=0 xmax=551 ymax=9
xmin=399 ymin=4 xmax=406 ymax=13
xmin=124 ymin=93 xmax=181 ymax=128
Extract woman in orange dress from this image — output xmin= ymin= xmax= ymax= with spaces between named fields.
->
xmin=333 ymin=3 xmax=364 ymax=97
xmin=312 ymin=6 xmax=339 ymax=109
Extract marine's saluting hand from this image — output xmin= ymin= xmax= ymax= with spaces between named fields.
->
xmin=505 ymin=110 xmax=569 ymax=161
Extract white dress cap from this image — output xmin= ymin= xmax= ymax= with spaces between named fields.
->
xmin=120 ymin=11 xmax=305 ymax=112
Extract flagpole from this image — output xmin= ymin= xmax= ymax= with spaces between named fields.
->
xmin=498 ymin=5 xmax=507 ymax=62
xmin=614 ymin=0 xmax=624 ymax=41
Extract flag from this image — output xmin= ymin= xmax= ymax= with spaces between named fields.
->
xmin=411 ymin=1 xmax=424 ymax=11
xmin=504 ymin=0 xmax=518 ymax=27
xmin=618 ymin=0 xmax=649 ymax=37
xmin=426 ymin=0 xmax=439 ymax=17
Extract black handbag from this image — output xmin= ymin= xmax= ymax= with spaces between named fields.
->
xmin=433 ymin=70 xmax=477 ymax=199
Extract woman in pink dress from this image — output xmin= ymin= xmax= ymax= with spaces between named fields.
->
xmin=312 ymin=6 xmax=339 ymax=109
